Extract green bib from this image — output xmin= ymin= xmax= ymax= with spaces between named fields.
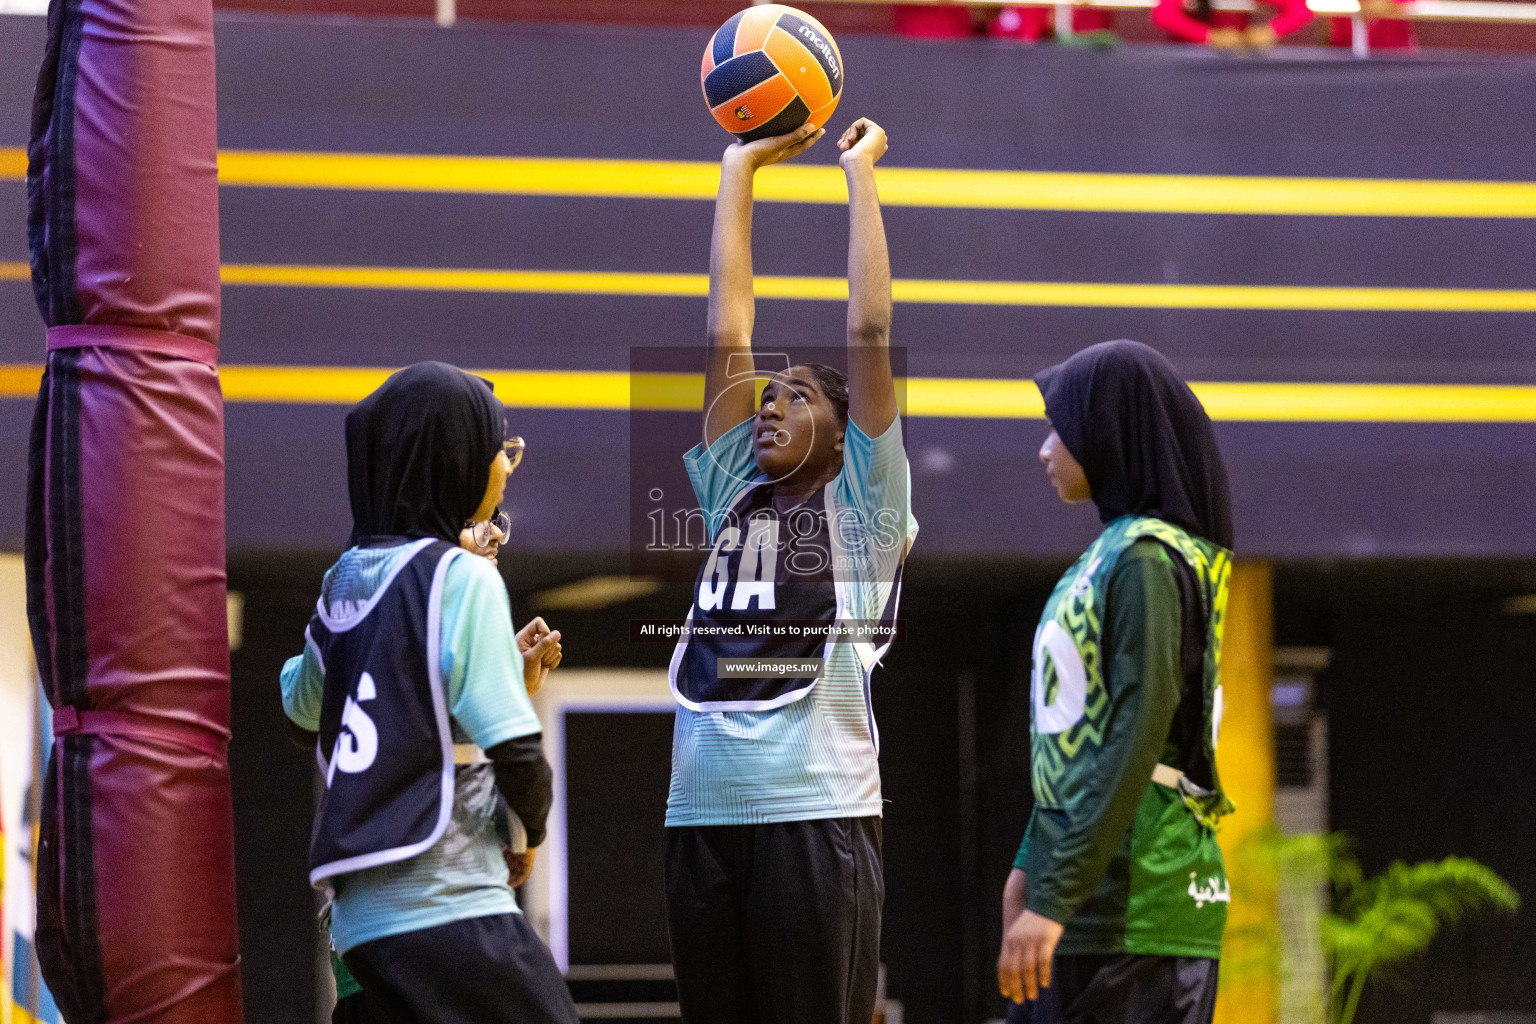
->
xmin=1031 ymin=515 xmax=1235 ymax=827
xmin=1027 ymin=515 xmax=1236 ymax=956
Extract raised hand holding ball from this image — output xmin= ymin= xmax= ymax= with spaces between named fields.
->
xmin=726 ymin=120 xmax=825 ymax=171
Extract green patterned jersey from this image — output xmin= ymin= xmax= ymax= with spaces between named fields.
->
xmin=1016 ymin=515 xmax=1234 ymax=957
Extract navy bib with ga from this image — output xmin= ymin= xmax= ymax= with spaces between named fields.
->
xmin=669 ymin=481 xmax=852 ymax=711
xmin=306 ymin=538 xmax=462 ymax=886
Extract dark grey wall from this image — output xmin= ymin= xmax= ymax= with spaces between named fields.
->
xmin=2 ymin=17 xmax=1535 ymax=558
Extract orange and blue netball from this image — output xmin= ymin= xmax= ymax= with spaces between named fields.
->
xmin=701 ymin=5 xmax=844 ymax=142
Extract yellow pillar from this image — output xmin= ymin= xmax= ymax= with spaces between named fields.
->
xmin=1213 ymin=561 xmax=1277 ymax=1024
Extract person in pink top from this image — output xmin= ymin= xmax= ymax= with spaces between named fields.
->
xmin=1329 ymin=0 xmax=1417 ymax=50
xmin=892 ymin=4 xmax=981 ymax=37
xmin=988 ymin=6 xmax=1116 ymax=41
xmin=892 ymin=4 xmax=1113 ymax=41
xmin=1152 ymin=0 xmax=1313 ymax=48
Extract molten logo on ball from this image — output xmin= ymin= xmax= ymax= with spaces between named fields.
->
xmin=796 ymin=25 xmax=841 ymax=82
xmin=702 ymin=5 xmax=845 ymax=142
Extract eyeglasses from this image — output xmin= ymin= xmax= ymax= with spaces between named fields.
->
xmin=504 ymin=437 xmax=525 ymax=474
xmin=467 ymin=509 xmax=511 ymax=551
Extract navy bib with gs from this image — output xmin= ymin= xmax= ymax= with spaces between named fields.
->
xmin=670 ymin=480 xmax=901 ymax=712
xmin=306 ymin=538 xmax=462 ymax=886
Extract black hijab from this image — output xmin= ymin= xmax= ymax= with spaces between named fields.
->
xmin=344 ymin=362 xmax=505 ymax=546
xmin=1034 ymin=340 xmax=1234 ymax=550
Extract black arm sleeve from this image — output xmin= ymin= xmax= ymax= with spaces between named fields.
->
xmin=1167 ymin=548 xmax=1214 ymax=784
xmin=486 ymin=733 xmax=554 ymax=848
xmin=286 ymin=719 xmax=318 ymax=751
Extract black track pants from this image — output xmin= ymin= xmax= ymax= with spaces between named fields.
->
xmin=665 ymin=817 xmax=884 ymax=1024
xmin=1004 ymin=954 xmax=1219 ymax=1024
xmin=343 ymin=913 xmax=578 ymax=1024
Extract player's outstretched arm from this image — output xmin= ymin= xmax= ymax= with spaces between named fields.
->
xmin=704 ymin=123 xmax=824 ymax=446
xmin=838 ymin=118 xmax=898 ymax=438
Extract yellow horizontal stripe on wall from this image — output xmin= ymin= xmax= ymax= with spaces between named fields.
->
xmin=222 ymin=264 xmax=1536 ymax=312
xmin=3 ymin=148 xmax=1535 ymax=217
xmin=906 ymin=376 xmax=1045 ymax=418
xmin=889 ymin=278 xmax=1536 ymax=312
xmin=0 ymin=364 xmax=41 ymax=396
xmin=219 ymin=263 xmax=718 ymax=297
xmin=8 ymin=260 xmax=1536 ymax=311
xmin=224 ymin=365 xmax=642 ymax=407
xmin=1190 ymin=381 xmax=1536 ymax=422
xmin=1 ymin=363 xmax=1534 ymax=421
xmin=7 ymin=260 xmax=1536 ymax=311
